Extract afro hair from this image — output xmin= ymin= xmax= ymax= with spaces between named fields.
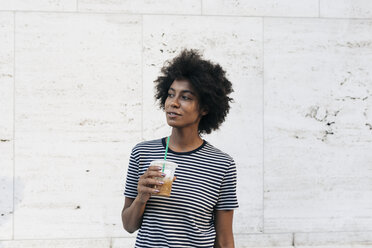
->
xmin=154 ymin=49 xmax=233 ymax=134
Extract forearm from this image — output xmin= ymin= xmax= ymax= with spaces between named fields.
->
xmin=214 ymin=210 xmax=235 ymax=248
xmin=121 ymin=197 xmax=147 ymax=233
xmin=214 ymin=238 xmax=234 ymax=248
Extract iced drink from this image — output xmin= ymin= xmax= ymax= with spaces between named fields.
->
xmin=151 ymin=160 xmax=177 ymax=197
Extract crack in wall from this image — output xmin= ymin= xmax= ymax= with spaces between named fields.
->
xmin=306 ymin=106 xmax=341 ymax=142
xmin=305 ymin=72 xmax=372 ymax=142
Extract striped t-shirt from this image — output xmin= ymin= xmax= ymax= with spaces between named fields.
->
xmin=124 ymin=138 xmax=239 ymax=248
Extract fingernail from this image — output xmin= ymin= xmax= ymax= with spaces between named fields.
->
xmin=157 ymin=166 xmax=162 ymax=170
xmin=159 ymin=181 xmax=164 ymax=185
xmin=154 ymin=189 xmax=159 ymax=193
xmin=161 ymin=173 xmax=166 ymax=177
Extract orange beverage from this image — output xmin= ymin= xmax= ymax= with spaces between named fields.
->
xmin=154 ymin=178 xmax=173 ymax=197
xmin=151 ymin=160 xmax=177 ymax=197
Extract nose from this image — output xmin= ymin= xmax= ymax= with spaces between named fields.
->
xmin=170 ymin=97 xmax=180 ymax=108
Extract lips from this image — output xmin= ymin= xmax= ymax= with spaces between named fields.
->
xmin=167 ymin=111 xmax=181 ymax=117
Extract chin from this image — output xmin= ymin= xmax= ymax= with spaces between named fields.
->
xmin=166 ymin=120 xmax=182 ymax=129
xmin=166 ymin=122 xmax=179 ymax=128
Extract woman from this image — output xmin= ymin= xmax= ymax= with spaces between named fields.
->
xmin=122 ymin=49 xmax=238 ymax=248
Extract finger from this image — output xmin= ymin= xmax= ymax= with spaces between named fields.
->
xmin=173 ymin=176 xmax=177 ymax=182
xmin=139 ymin=186 xmax=159 ymax=194
xmin=146 ymin=178 xmax=164 ymax=186
xmin=139 ymin=178 xmax=164 ymax=187
xmin=144 ymin=171 xmax=165 ymax=179
xmin=148 ymin=165 xmax=163 ymax=171
xmin=140 ymin=170 xmax=164 ymax=181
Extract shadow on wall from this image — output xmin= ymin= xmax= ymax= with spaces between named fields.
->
xmin=0 ymin=176 xmax=24 ymax=242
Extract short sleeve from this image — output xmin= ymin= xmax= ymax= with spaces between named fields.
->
xmin=215 ymin=158 xmax=239 ymax=210
xmin=124 ymin=147 xmax=139 ymax=198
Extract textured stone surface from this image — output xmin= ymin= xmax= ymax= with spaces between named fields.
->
xmin=14 ymin=12 xmax=142 ymax=239
xmin=0 ymin=0 xmax=76 ymax=11
xmin=0 ymin=239 xmax=110 ymax=248
xmin=0 ymin=0 xmax=371 ymax=246
xmin=203 ymin=0 xmax=319 ymax=17
xmin=143 ymin=15 xmax=264 ymax=233
xmin=111 ymin=237 xmax=136 ymax=247
xmin=320 ymin=0 xmax=372 ymax=18
xmin=0 ymin=13 xmax=13 ymax=142
xmin=0 ymin=1 xmax=13 ymax=10
xmin=0 ymin=12 xmax=14 ymax=240
xmin=264 ymin=18 xmax=372 ymax=233
xmin=295 ymin=231 xmax=372 ymax=246
xmin=298 ymin=246 xmax=371 ymax=248
xmin=79 ymin=0 xmax=201 ymax=15
xmin=235 ymin=233 xmax=293 ymax=247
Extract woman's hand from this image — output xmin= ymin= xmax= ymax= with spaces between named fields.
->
xmin=137 ymin=165 xmax=165 ymax=203
xmin=122 ymin=166 xmax=176 ymax=233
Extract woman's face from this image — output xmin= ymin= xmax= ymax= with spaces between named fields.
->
xmin=164 ymin=79 xmax=206 ymax=131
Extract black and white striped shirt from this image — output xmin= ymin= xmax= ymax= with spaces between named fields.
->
xmin=124 ymin=138 xmax=239 ymax=248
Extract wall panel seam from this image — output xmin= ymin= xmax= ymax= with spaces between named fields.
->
xmin=0 ymin=10 xmax=372 ymax=20
xmin=12 ymin=10 xmax=16 ymax=241
xmin=141 ymin=15 xmax=144 ymax=141
xmin=262 ymin=16 xmax=265 ymax=234
xmin=318 ymin=0 xmax=321 ymax=17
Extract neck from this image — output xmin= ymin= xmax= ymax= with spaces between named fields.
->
xmin=168 ymin=127 xmax=203 ymax=153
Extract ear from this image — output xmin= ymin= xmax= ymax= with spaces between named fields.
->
xmin=200 ymin=106 xmax=209 ymax=116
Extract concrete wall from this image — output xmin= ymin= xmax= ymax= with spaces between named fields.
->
xmin=0 ymin=0 xmax=372 ymax=247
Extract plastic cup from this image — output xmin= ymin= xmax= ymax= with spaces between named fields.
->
xmin=151 ymin=160 xmax=178 ymax=197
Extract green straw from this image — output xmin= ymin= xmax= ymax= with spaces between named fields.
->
xmin=163 ymin=136 xmax=170 ymax=172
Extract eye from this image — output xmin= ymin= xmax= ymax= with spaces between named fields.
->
xmin=168 ymin=93 xmax=175 ymax=98
xmin=182 ymin=95 xmax=191 ymax=100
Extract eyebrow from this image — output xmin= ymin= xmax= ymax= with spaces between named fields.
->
xmin=168 ymin=87 xmax=196 ymax=95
